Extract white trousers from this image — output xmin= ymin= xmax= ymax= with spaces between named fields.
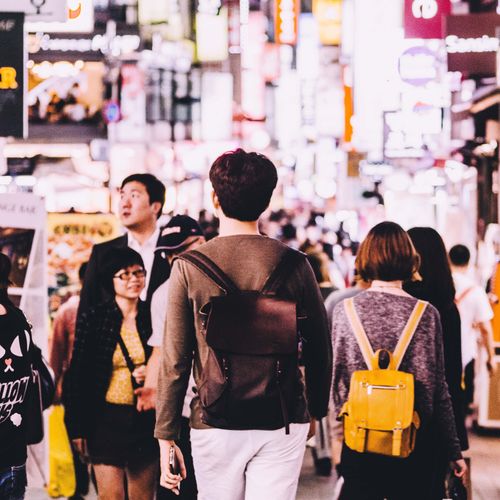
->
xmin=191 ymin=424 xmax=309 ymax=500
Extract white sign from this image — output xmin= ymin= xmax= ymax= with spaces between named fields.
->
xmin=0 ymin=0 xmax=67 ymax=23
xmin=446 ymin=34 xmax=499 ymax=54
xmin=412 ymin=0 xmax=438 ymax=19
xmin=26 ymin=0 xmax=94 ymax=33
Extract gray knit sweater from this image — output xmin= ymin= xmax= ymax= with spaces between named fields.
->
xmin=331 ymin=290 xmax=463 ymax=461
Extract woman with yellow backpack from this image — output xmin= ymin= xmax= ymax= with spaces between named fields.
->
xmin=331 ymin=222 xmax=466 ymax=499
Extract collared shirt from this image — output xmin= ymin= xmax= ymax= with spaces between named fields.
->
xmin=127 ymin=227 xmax=160 ymax=301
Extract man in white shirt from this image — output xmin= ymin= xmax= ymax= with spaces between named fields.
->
xmin=449 ymin=244 xmax=495 ymax=412
xmin=78 ymin=173 xmax=169 ymax=313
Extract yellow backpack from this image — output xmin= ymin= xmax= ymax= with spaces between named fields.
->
xmin=339 ymin=298 xmax=427 ymax=458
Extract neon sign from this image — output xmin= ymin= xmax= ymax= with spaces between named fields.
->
xmin=412 ymin=0 xmax=438 ymax=19
xmin=0 ymin=67 xmax=18 ymax=89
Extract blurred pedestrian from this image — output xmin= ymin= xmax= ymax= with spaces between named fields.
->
xmin=64 ymin=248 xmax=157 ymax=500
xmin=404 ymin=227 xmax=468 ymax=498
xmin=331 ymin=221 xmax=466 ymax=500
xmin=49 ymin=262 xmax=90 ymax=499
xmin=449 ymin=244 xmax=496 ymax=413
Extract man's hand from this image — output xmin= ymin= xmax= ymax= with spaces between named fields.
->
xmin=451 ymin=458 xmax=468 ymax=486
xmin=132 ymin=364 xmax=147 ymax=385
xmin=72 ymin=438 xmax=88 ymax=458
xmin=308 ymin=419 xmax=316 ymax=439
xmin=486 ymin=358 xmax=497 ymax=375
xmin=159 ymin=439 xmax=187 ymax=496
xmin=135 ymin=386 xmax=156 ymax=411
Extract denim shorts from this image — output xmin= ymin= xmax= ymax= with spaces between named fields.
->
xmin=0 ymin=464 xmax=27 ymax=500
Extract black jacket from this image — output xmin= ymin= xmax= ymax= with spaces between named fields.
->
xmin=63 ymin=300 xmax=153 ymax=439
xmin=78 ymin=233 xmax=171 ymax=315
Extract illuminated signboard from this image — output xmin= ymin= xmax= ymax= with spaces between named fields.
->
xmin=27 ymin=0 xmax=94 ymax=33
xmin=196 ymin=8 xmax=229 ymax=62
xmin=404 ymin=0 xmax=451 ymax=39
xmin=446 ymin=13 xmax=500 ymax=75
xmin=0 ymin=13 xmax=26 ymax=138
xmin=313 ymin=0 xmax=342 ymax=46
xmin=138 ymin=0 xmax=170 ymax=25
xmin=0 ymin=0 xmax=66 ymax=23
xmin=275 ymin=0 xmax=300 ymax=45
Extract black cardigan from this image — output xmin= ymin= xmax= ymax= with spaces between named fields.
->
xmin=63 ymin=300 xmax=153 ymax=439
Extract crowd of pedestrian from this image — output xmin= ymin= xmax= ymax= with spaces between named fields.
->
xmin=0 ymin=148 xmax=497 ymax=500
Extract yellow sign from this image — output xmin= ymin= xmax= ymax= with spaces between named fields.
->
xmin=0 ymin=67 xmax=18 ymax=89
xmin=313 ymin=0 xmax=342 ymax=46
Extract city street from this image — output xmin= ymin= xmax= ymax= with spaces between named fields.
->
xmin=26 ymin=429 xmax=500 ymax=499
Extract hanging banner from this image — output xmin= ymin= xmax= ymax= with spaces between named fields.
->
xmin=0 ymin=13 xmax=26 ymax=138
xmin=275 ymin=0 xmax=300 ymax=45
xmin=404 ymin=0 xmax=451 ymax=39
xmin=0 ymin=0 xmax=67 ymax=23
xmin=313 ymin=0 xmax=342 ymax=46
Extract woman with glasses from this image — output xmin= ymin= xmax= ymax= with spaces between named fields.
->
xmin=63 ymin=247 xmax=158 ymax=500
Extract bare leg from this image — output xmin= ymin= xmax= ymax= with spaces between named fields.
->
xmin=126 ymin=459 xmax=159 ymax=500
xmin=93 ymin=464 xmax=126 ymax=500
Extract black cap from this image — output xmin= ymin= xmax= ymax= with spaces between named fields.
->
xmin=156 ymin=215 xmax=204 ymax=251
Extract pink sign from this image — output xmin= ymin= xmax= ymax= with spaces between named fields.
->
xmin=404 ymin=0 xmax=451 ymax=39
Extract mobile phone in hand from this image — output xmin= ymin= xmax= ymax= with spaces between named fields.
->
xmin=169 ymin=446 xmax=180 ymax=475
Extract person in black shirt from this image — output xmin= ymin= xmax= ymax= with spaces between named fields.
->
xmin=0 ymin=253 xmax=33 ymax=500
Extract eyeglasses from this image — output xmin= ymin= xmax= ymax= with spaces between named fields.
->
xmin=113 ymin=269 xmax=147 ymax=281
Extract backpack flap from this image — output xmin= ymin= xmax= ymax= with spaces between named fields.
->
xmin=204 ymin=292 xmax=298 ymax=355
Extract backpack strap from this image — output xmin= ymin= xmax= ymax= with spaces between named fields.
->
xmin=343 ymin=298 xmax=376 ymax=370
xmin=177 ymin=250 xmax=239 ymax=294
xmin=261 ymin=249 xmax=304 ymax=295
xmin=392 ymin=300 xmax=427 ymax=370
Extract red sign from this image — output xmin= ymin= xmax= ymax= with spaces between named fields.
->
xmin=275 ymin=0 xmax=299 ymax=45
xmin=404 ymin=0 xmax=451 ymax=39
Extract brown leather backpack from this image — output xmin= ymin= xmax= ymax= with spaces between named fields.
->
xmin=178 ymin=249 xmax=305 ymax=434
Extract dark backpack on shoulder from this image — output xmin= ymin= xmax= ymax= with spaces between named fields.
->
xmin=178 ymin=248 xmax=305 ymax=434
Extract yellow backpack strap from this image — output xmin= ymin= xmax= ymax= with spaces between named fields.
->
xmin=393 ymin=300 xmax=427 ymax=370
xmin=343 ymin=298 xmax=376 ymax=370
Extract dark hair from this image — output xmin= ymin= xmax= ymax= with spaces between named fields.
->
xmin=355 ymin=221 xmax=420 ymax=282
xmin=209 ymin=149 xmax=278 ymax=221
xmin=78 ymin=262 xmax=88 ymax=283
xmin=121 ymin=173 xmax=166 ymax=219
xmin=0 ymin=253 xmax=13 ymax=307
xmin=404 ymin=227 xmax=456 ymax=310
xmin=101 ymin=247 xmax=145 ymax=295
xmin=306 ymin=251 xmax=331 ymax=284
xmin=449 ymin=244 xmax=471 ymax=267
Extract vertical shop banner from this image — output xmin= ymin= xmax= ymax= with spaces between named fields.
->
xmin=275 ymin=0 xmax=300 ymax=45
xmin=47 ymin=213 xmax=120 ymax=316
xmin=0 ymin=0 xmax=66 ymax=22
xmin=0 ymin=13 xmax=26 ymax=138
xmin=404 ymin=0 xmax=451 ymax=39
xmin=313 ymin=0 xmax=342 ymax=46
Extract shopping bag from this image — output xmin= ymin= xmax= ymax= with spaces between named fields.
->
xmin=46 ymin=405 xmax=76 ymax=498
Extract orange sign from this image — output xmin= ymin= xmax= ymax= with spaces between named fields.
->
xmin=275 ymin=0 xmax=299 ymax=45
xmin=0 ymin=67 xmax=18 ymax=89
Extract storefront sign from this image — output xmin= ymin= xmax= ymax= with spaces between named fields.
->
xmin=275 ymin=0 xmax=299 ymax=45
xmin=313 ymin=0 xmax=342 ymax=46
xmin=0 ymin=13 xmax=26 ymax=138
xmin=404 ymin=0 xmax=450 ymax=39
xmin=446 ymin=13 xmax=500 ymax=75
xmin=196 ymin=9 xmax=229 ymax=62
xmin=26 ymin=0 xmax=94 ymax=33
xmin=0 ymin=0 xmax=67 ymax=23
xmin=139 ymin=0 xmax=170 ymax=24
xmin=399 ymin=45 xmax=438 ymax=86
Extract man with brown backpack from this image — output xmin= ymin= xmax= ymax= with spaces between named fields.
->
xmin=154 ymin=149 xmax=332 ymax=499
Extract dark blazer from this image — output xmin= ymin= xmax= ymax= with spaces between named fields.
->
xmin=63 ymin=300 xmax=153 ymax=439
xmin=78 ymin=232 xmax=170 ymax=315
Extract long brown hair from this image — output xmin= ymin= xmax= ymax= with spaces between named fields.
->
xmin=355 ymin=221 xmax=420 ymax=282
